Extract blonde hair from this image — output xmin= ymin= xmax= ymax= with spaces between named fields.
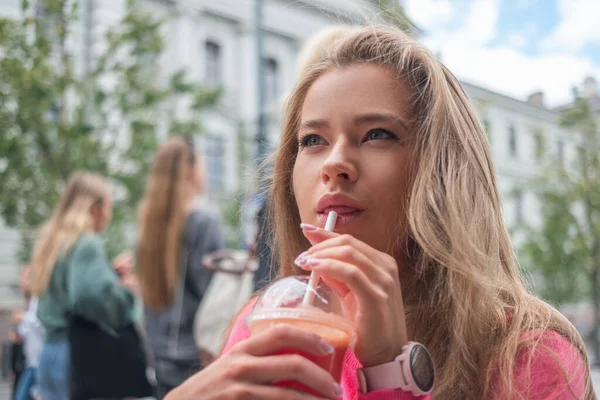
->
xmin=31 ymin=173 xmax=110 ymax=296
xmin=137 ymin=136 xmax=198 ymax=311
xmin=297 ymin=26 xmax=360 ymax=75
xmin=269 ymin=26 xmax=593 ymax=399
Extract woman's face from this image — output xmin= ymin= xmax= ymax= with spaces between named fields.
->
xmin=189 ymin=153 xmax=206 ymax=195
xmin=92 ymin=195 xmax=113 ymax=232
xmin=292 ymin=64 xmax=415 ymax=256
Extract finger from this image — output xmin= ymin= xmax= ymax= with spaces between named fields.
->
xmin=242 ymin=355 xmax=342 ymax=399
xmin=300 ymin=224 xmax=340 ymax=246
xmin=307 ymin=258 xmax=382 ymax=304
xmin=117 ymin=257 xmax=134 ymax=267
xmin=317 ymin=275 xmax=350 ymax=299
xmin=236 ymin=325 xmax=336 ymax=358
xmin=114 ymin=251 xmax=134 ymax=264
xmin=303 ymin=245 xmax=381 ymax=283
xmin=228 ymin=383 xmax=330 ymax=400
xmin=119 ymin=265 xmax=134 ymax=274
xmin=117 ymin=249 xmax=134 ymax=258
xmin=304 ymin=232 xmax=377 ymax=260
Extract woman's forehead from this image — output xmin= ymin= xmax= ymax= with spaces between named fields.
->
xmin=300 ymin=64 xmax=412 ymax=125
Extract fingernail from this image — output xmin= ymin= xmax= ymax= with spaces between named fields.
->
xmin=300 ymin=223 xmax=319 ymax=231
xmin=296 ymin=257 xmax=320 ymax=270
xmin=294 ymin=252 xmax=309 ymax=267
xmin=306 ymin=258 xmax=320 ymax=267
xmin=333 ymin=382 xmax=343 ymax=397
xmin=320 ymin=339 xmax=335 ymax=354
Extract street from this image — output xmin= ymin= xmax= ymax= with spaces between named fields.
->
xmin=0 ymin=380 xmax=9 ymax=399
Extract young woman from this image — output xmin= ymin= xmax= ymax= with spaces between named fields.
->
xmin=166 ymin=26 xmax=594 ymax=399
xmin=32 ymin=173 xmax=137 ymax=400
xmin=137 ymin=136 xmax=225 ymax=398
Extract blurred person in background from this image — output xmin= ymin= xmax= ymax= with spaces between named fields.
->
xmin=2 ymin=339 xmax=9 ymax=379
xmin=31 ymin=172 xmax=138 ymax=400
xmin=136 ymin=136 xmax=225 ymax=399
xmin=252 ymin=191 xmax=274 ymax=292
xmin=9 ymin=310 xmax=25 ymax=400
xmin=14 ymin=265 xmax=44 ymax=400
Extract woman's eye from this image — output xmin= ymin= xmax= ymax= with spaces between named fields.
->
xmin=365 ymin=129 xmax=397 ymax=141
xmin=299 ymin=134 xmax=326 ymax=147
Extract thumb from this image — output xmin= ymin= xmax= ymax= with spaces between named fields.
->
xmin=300 ymin=223 xmax=339 ymax=245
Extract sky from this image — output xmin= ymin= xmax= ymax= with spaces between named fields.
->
xmin=403 ymin=0 xmax=600 ymax=107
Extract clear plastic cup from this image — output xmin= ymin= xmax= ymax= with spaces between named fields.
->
xmin=246 ymin=275 xmax=355 ymax=395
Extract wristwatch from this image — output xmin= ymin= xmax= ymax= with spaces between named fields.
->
xmin=356 ymin=342 xmax=434 ymax=396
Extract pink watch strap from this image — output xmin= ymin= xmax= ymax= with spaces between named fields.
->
xmin=360 ymin=357 xmax=408 ymax=391
xmin=357 ymin=342 xmax=434 ymax=396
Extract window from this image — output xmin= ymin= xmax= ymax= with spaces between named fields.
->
xmin=557 ymin=140 xmax=565 ymax=167
xmin=263 ymin=57 xmax=279 ymax=105
xmin=514 ymin=190 xmax=523 ymax=224
xmin=533 ymin=129 xmax=545 ymax=161
xmin=508 ymin=125 xmax=517 ymax=158
xmin=205 ymin=40 xmax=222 ymax=86
xmin=204 ymin=136 xmax=225 ymax=195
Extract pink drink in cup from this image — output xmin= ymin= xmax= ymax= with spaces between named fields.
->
xmin=246 ymin=275 xmax=355 ymax=396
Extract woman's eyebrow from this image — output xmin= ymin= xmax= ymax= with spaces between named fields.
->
xmin=353 ymin=113 xmax=408 ymax=130
xmin=299 ymin=119 xmax=329 ymax=130
xmin=299 ymin=113 xmax=408 ymax=131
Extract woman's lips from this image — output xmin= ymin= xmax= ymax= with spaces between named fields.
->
xmin=317 ymin=208 xmax=364 ymax=227
xmin=320 ymin=206 xmax=361 ymax=214
xmin=315 ymin=193 xmax=365 ymax=228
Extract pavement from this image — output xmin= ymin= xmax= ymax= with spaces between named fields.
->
xmin=0 ymin=380 xmax=10 ymax=400
xmin=0 ymin=379 xmax=157 ymax=399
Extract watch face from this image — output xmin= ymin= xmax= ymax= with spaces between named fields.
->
xmin=410 ymin=344 xmax=434 ymax=392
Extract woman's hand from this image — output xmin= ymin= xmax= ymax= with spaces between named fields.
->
xmin=112 ymin=250 xmax=134 ymax=277
xmin=297 ymin=224 xmax=408 ymax=367
xmin=165 ymin=325 xmax=343 ymax=400
xmin=120 ymin=272 xmax=140 ymax=295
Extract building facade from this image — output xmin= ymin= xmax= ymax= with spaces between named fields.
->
xmin=464 ymin=82 xmax=580 ymax=238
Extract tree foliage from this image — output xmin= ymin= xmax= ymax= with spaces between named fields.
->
xmin=0 ymin=0 xmax=219 ymax=259
xmin=517 ymin=89 xmax=600 ymax=359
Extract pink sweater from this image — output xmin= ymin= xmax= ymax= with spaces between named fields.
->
xmin=222 ymin=304 xmax=588 ymax=399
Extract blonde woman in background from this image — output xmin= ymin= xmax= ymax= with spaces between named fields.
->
xmin=168 ymin=26 xmax=594 ymax=400
xmin=31 ymin=173 xmax=138 ymax=400
xmin=137 ymin=136 xmax=225 ymax=399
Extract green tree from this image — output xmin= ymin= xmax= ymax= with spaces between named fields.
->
xmin=517 ymin=89 xmax=600 ymax=362
xmin=0 ymin=0 xmax=219 ymax=259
